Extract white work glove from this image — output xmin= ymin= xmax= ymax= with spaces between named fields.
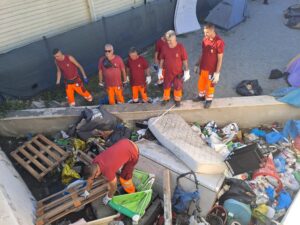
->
xmin=81 ymin=190 xmax=90 ymax=199
xmin=102 ymin=193 xmax=112 ymax=205
xmin=98 ymin=82 xmax=104 ymax=87
xmin=212 ymin=72 xmax=220 ymax=84
xmin=194 ymin=65 xmax=199 ymax=74
xmin=157 ymin=68 xmax=163 ymax=80
xmin=123 ymin=76 xmax=129 ymax=85
xmin=146 ymin=76 xmax=151 ymax=85
xmin=183 ymin=70 xmax=190 ymax=82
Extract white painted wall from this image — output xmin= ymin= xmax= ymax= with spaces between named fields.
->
xmin=0 ymin=149 xmax=36 ymax=225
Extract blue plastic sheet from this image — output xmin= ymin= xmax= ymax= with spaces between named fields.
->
xmin=265 ymin=132 xmax=283 ymax=144
xmin=278 ymin=88 xmax=300 ymax=107
xmin=282 ymin=120 xmax=300 ymax=139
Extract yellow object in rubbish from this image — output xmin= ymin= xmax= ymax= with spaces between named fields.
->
xmin=73 ymin=138 xmax=86 ymax=151
xmin=253 ymin=204 xmax=275 ymax=223
xmin=62 ymin=164 xmax=81 ymax=185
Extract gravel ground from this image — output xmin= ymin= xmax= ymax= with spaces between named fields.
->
xmin=178 ymin=0 xmax=300 ymax=99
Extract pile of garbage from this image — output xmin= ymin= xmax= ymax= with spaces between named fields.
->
xmin=189 ymin=120 xmax=300 ymax=225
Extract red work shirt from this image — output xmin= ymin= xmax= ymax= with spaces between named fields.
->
xmin=55 ymin=55 xmax=80 ymax=81
xmin=127 ymin=56 xmax=149 ymax=86
xmin=200 ymin=34 xmax=225 ymax=74
xmin=98 ymin=55 xmax=125 ymax=87
xmin=155 ymin=38 xmax=167 ymax=61
xmin=160 ymin=43 xmax=188 ymax=78
xmin=92 ymin=139 xmax=139 ymax=182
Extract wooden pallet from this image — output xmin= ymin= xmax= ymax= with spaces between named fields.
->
xmin=36 ymin=178 xmax=108 ymax=225
xmin=10 ymin=134 xmax=70 ymax=181
xmin=77 ymin=150 xmax=94 ymax=165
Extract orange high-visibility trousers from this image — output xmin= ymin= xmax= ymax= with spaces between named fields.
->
xmin=163 ymin=88 xmax=182 ymax=101
xmin=119 ymin=177 xmax=136 ymax=194
xmin=66 ymin=83 xmax=93 ymax=106
xmin=107 ymin=86 xmax=125 ymax=105
xmin=198 ymin=70 xmax=215 ymax=101
xmin=132 ymin=85 xmax=148 ymax=102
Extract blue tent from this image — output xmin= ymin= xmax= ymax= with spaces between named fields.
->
xmin=205 ymin=0 xmax=248 ymax=30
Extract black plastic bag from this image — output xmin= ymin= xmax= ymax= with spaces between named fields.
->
xmin=269 ymin=69 xmax=284 ymax=79
xmin=106 ymin=126 xmax=132 ymax=147
xmin=219 ymin=178 xmax=256 ymax=206
xmin=236 ymin=80 xmax=262 ymax=96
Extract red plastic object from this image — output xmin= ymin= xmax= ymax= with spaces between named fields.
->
xmin=252 ymin=156 xmax=283 ymax=193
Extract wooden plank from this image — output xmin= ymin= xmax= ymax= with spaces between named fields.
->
xmin=32 ymin=140 xmax=60 ymax=161
xmin=26 ymin=144 xmax=53 ymax=166
xmin=18 ymin=147 xmax=47 ymax=172
xmin=77 ymin=150 xmax=93 ymax=165
xmin=36 ymin=134 xmax=67 ymax=156
xmin=37 ymin=179 xmax=106 ymax=212
xmin=10 ymin=151 xmax=42 ymax=181
xmin=163 ymin=169 xmax=172 ymax=225
xmin=37 ymin=185 xmax=108 ymax=225
xmin=87 ymin=214 xmax=120 ymax=225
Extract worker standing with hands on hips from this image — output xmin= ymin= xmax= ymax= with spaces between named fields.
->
xmin=127 ymin=47 xmax=152 ymax=103
xmin=193 ymin=23 xmax=225 ymax=109
xmin=158 ymin=30 xmax=190 ymax=107
xmin=82 ymin=139 xmax=139 ymax=205
xmin=53 ymin=48 xmax=93 ymax=107
xmin=98 ymin=44 xmax=128 ymax=105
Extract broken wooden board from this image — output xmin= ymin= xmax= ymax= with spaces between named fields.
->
xmin=10 ymin=134 xmax=70 ymax=181
xmin=36 ymin=178 xmax=108 ymax=225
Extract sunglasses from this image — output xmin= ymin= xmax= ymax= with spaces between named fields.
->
xmin=104 ymin=50 xmax=112 ymax=53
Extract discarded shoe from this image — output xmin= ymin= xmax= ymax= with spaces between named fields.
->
xmin=161 ymin=100 xmax=169 ymax=106
xmin=147 ymin=98 xmax=153 ymax=103
xmin=204 ymin=100 xmax=212 ymax=108
xmin=193 ymin=96 xmax=205 ymax=102
xmin=175 ymin=101 xmax=181 ymax=107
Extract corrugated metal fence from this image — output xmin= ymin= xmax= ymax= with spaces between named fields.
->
xmin=0 ymin=0 xmax=176 ymax=98
xmin=0 ymin=0 xmax=144 ymax=54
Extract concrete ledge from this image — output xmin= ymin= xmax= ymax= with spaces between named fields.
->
xmin=1 ymin=95 xmax=299 ymax=137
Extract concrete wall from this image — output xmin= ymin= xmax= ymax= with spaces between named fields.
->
xmin=0 ymin=96 xmax=299 ymax=137
xmin=0 ymin=150 xmax=36 ymax=225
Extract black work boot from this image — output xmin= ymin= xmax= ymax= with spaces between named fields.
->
xmin=204 ymin=100 xmax=212 ymax=109
xmin=161 ymin=100 xmax=169 ymax=106
xmin=175 ymin=100 xmax=181 ymax=107
xmin=193 ymin=96 xmax=205 ymax=102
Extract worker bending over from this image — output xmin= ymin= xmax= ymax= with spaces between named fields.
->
xmin=83 ymin=139 xmax=139 ymax=205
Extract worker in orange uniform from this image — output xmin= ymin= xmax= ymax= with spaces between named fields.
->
xmin=154 ymin=35 xmax=167 ymax=85
xmin=53 ymin=48 xmax=93 ymax=107
xmin=193 ymin=23 xmax=225 ymax=109
xmin=158 ymin=30 xmax=190 ymax=107
xmin=98 ymin=44 xmax=128 ymax=105
xmin=83 ymin=139 xmax=139 ymax=205
xmin=127 ymin=47 xmax=152 ymax=103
